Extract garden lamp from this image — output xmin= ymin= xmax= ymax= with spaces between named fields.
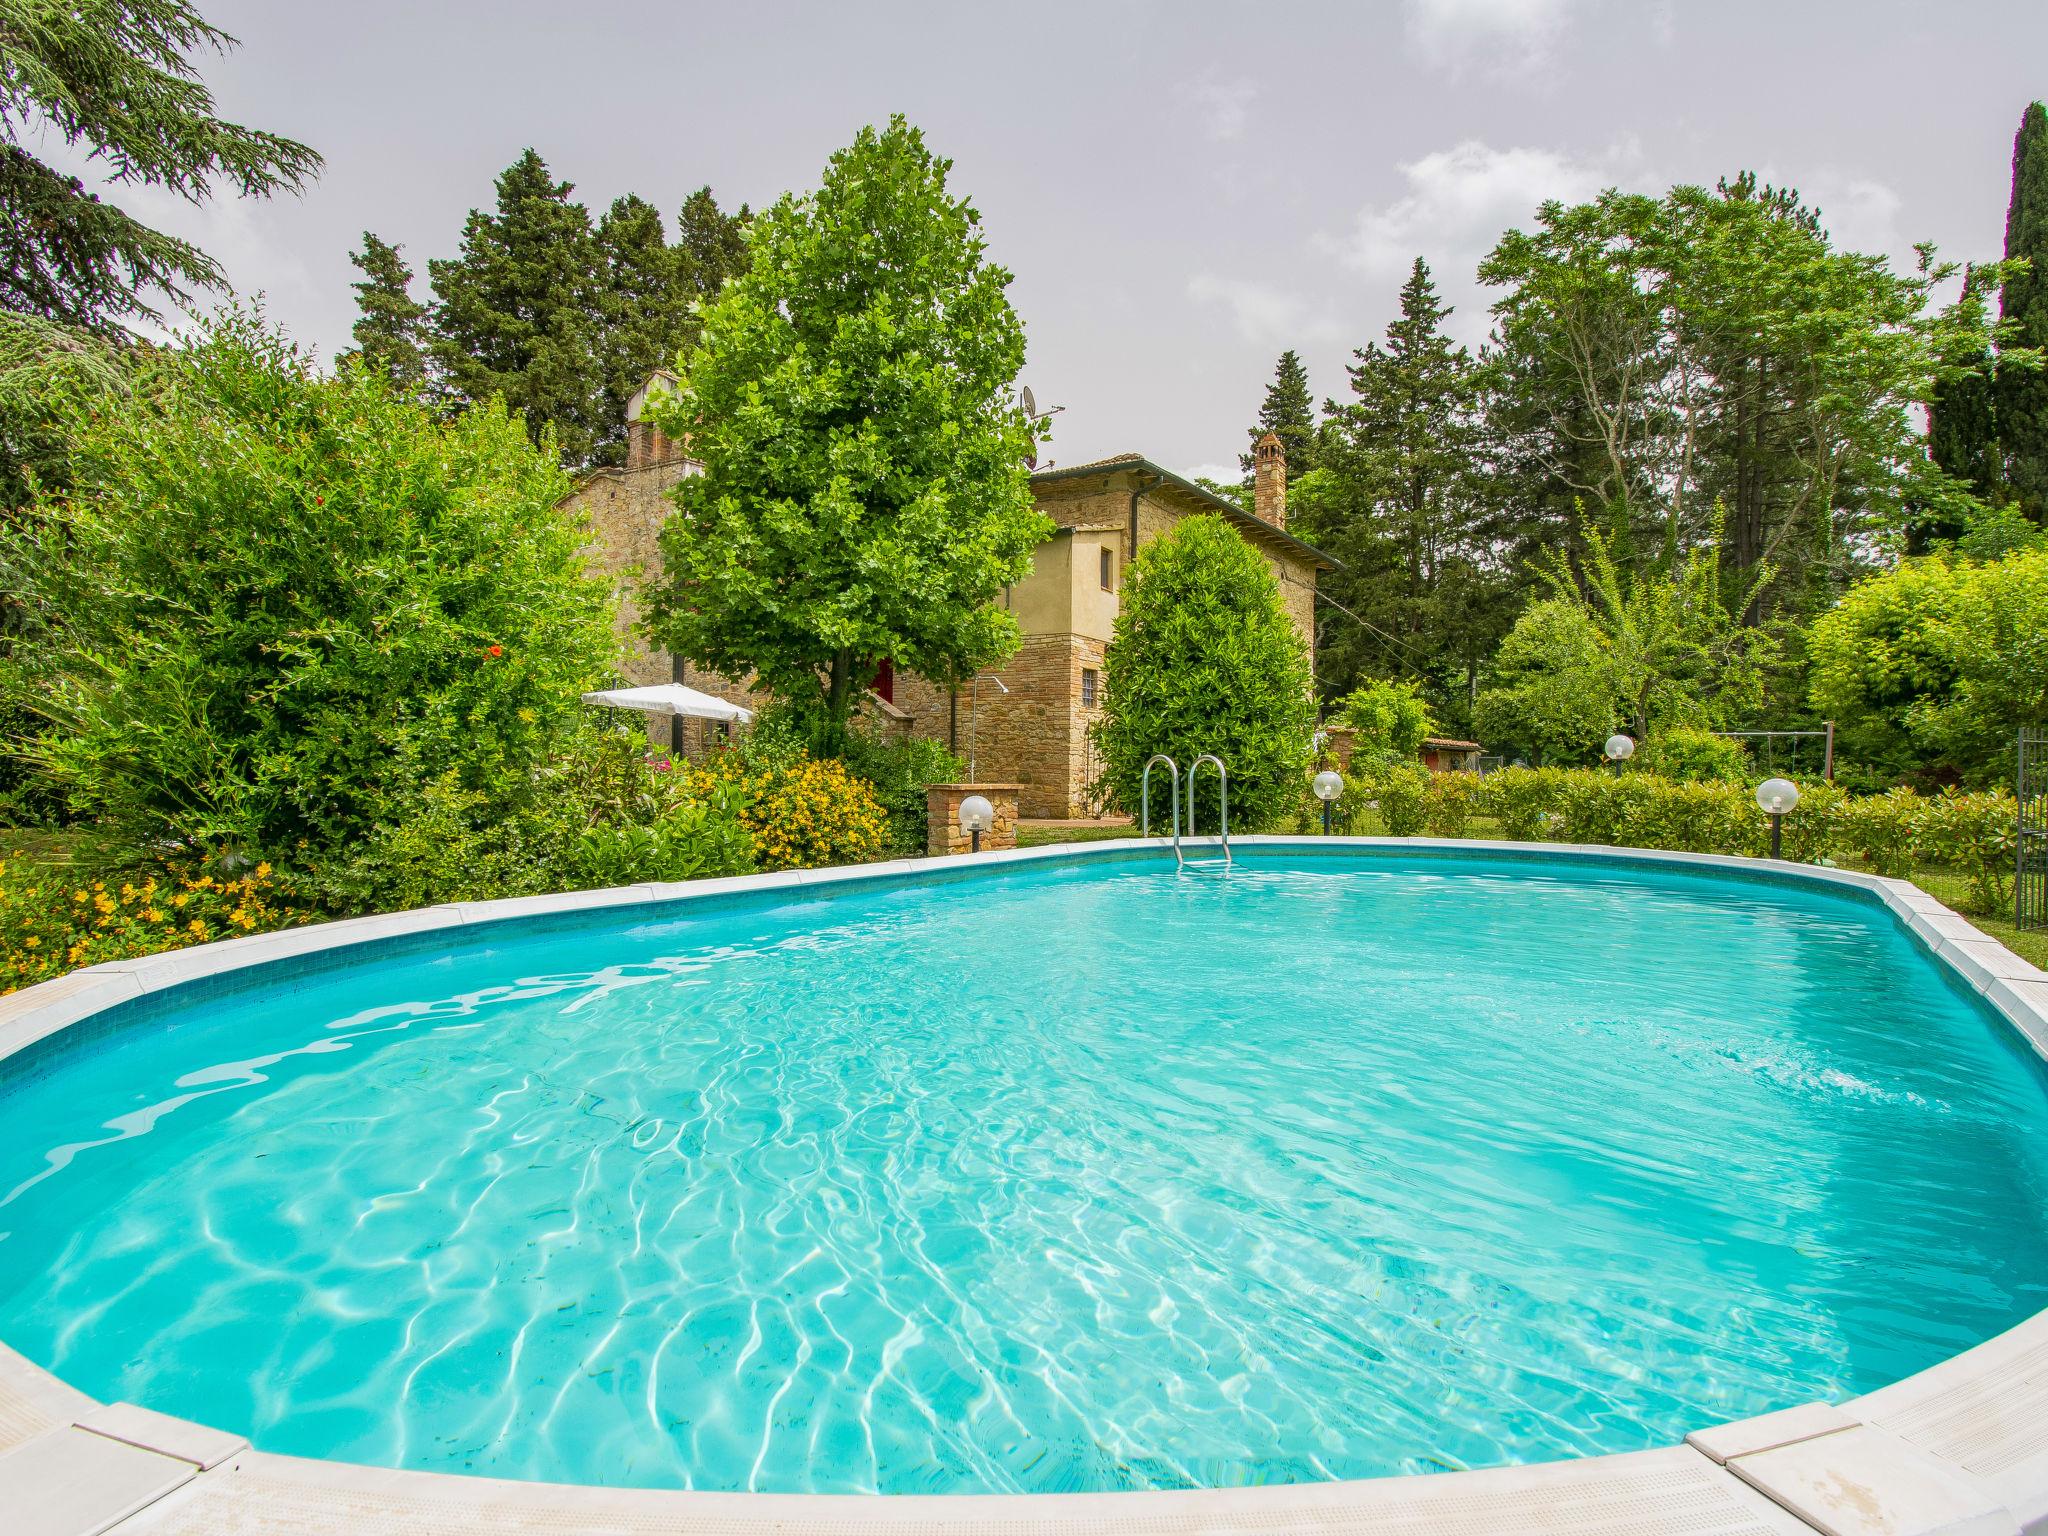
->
xmin=958 ymin=794 xmax=995 ymax=854
xmin=1313 ymin=769 xmax=1344 ymax=835
xmin=1756 ymin=777 xmax=1800 ymax=859
xmin=1604 ymin=733 xmax=1635 ymax=763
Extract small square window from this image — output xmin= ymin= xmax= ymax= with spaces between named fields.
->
xmin=1081 ymin=668 xmax=1099 ymax=708
xmin=1100 ymin=547 xmax=1115 ymax=590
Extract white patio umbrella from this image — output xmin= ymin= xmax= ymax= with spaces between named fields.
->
xmin=579 ymin=683 xmax=754 ymax=724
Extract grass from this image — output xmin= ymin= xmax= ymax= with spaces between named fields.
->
xmin=0 ymin=827 xmax=89 ymax=871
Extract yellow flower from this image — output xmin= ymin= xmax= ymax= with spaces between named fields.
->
xmin=255 ymin=862 xmax=272 ymax=878
xmin=22 ymin=936 xmax=38 ymax=949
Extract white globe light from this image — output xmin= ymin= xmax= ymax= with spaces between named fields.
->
xmin=1604 ymin=733 xmax=1636 ymax=762
xmin=1313 ymin=769 xmax=1344 ymax=802
xmin=958 ymin=794 xmax=995 ymax=834
xmin=1755 ymin=777 xmax=1800 ymax=815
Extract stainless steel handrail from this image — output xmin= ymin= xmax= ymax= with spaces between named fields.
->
xmin=1185 ymin=754 xmax=1231 ymax=869
xmin=1141 ymin=753 xmax=1181 ymax=867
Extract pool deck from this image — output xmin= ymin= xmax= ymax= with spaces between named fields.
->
xmin=4 ymin=836 xmax=2048 ymax=1536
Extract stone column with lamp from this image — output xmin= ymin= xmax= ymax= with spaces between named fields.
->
xmin=926 ymin=784 xmax=1022 ymax=856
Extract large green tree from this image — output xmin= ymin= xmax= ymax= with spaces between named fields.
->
xmin=1239 ymin=348 xmax=1319 ymax=480
xmin=0 ymin=312 xmax=617 ymax=866
xmin=428 ymin=149 xmax=605 ymax=464
xmin=1999 ymin=102 xmax=2048 ymax=521
xmin=1091 ymin=514 xmax=1314 ymax=830
xmin=1304 ymin=258 xmax=1509 ymax=720
xmin=0 ymin=0 xmax=319 ymax=333
xmin=1923 ymin=261 xmax=2001 ymax=542
xmin=1481 ymin=179 xmax=1996 ymax=624
xmin=341 ymin=233 xmax=429 ymax=392
xmin=645 ymin=117 xmax=1045 ymax=745
xmin=0 ymin=0 xmax=318 ymax=503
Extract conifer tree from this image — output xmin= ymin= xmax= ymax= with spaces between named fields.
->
xmin=1239 ymin=349 xmax=1319 ymax=479
xmin=428 ymin=149 xmax=604 ymax=465
xmin=676 ymin=186 xmax=751 ymax=300
xmin=342 ymin=233 xmax=429 ymax=392
xmin=593 ymin=194 xmax=693 ymax=463
xmin=1998 ymin=101 xmax=2048 ymax=520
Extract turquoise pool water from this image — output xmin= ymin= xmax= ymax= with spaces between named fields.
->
xmin=2 ymin=849 xmax=2046 ymax=1494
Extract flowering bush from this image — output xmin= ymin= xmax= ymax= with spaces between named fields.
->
xmin=701 ymin=751 xmax=888 ymax=871
xmin=1 ymin=859 xmax=306 ymax=994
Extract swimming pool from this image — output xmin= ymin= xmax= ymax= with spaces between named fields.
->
xmin=1 ymin=842 xmax=2045 ymax=1503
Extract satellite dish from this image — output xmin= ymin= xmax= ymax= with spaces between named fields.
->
xmin=1020 ymin=384 xmax=1038 ymax=417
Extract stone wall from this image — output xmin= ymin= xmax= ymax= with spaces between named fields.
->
xmin=925 ymin=783 xmax=1021 ymax=855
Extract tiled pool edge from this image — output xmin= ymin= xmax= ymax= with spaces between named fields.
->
xmin=0 ymin=837 xmax=2041 ymax=1536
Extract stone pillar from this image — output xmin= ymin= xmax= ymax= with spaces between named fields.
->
xmin=926 ymin=783 xmax=1022 ymax=855
xmin=1323 ymin=726 xmax=1356 ymax=772
xmin=1253 ymin=431 xmax=1287 ymax=529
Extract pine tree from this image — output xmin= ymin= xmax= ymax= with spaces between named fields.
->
xmin=1314 ymin=258 xmax=1499 ymax=712
xmin=1999 ymin=101 xmax=2048 ymax=521
xmin=342 ymin=233 xmax=429 ymax=392
xmin=0 ymin=0 xmax=319 ymax=335
xmin=1239 ymin=349 xmax=1319 ymax=479
xmin=676 ymin=186 xmax=751 ymax=302
xmin=593 ymin=194 xmax=693 ymax=464
xmin=428 ymin=149 xmax=604 ymax=465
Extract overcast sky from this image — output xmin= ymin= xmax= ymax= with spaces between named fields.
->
xmin=80 ymin=0 xmax=2048 ymax=480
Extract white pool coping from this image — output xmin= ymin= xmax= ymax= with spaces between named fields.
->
xmin=3 ymin=835 xmax=2047 ymax=1536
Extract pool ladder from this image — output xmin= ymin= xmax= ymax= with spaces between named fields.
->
xmin=1141 ymin=753 xmax=1232 ymax=872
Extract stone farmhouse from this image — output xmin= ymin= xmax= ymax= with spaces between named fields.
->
xmin=562 ymin=380 xmax=1335 ymax=818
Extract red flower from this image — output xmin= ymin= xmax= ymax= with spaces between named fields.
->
xmin=487 ymin=644 xmax=503 ymax=657
xmin=315 ymin=496 xmax=324 ymax=506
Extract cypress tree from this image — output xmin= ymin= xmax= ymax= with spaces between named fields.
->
xmin=428 ymin=149 xmax=604 ymax=465
xmin=676 ymin=186 xmax=751 ymax=302
xmin=1239 ymin=349 xmax=1319 ymax=479
xmin=1998 ymin=101 xmax=2048 ymax=520
xmin=342 ymin=233 xmax=429 ymax=393
xmin=593 ymin=194 xmax=692 ymax=464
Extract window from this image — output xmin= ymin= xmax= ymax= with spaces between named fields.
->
xmin=1081 ymin=668 xmax=1099 ymax=708
xmin=1100 ymin=547 xmax=1115 ymax=590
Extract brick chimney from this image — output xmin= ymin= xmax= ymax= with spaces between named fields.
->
xmin=1253 ymin=431 xmax=1287 ymax=529
xmin=624 ymin=370 xmax=684 ymax=470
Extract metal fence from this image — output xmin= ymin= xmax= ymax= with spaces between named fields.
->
xmin=1712 ymin=724 xmax=1835 ymax=783
xmin=2019 ymin=730 xmax=2048 ymax=931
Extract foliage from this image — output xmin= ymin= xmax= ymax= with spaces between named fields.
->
xmin=1473 ymin=599 xmax=1615 ymax=763
xmin=1 ymin=855 xmax=305 ymax=993
xmin=1239 ymin=349 xmax=1320 ymax=481
xmin=648 ymin=117 xmax=1045 ymax=750
xmin=1809 ymin=549 xmax=2048 ymax=784
xmin=342 ymin=233 xmax=429 ymax=392
xmin=1999 ymin=102 xmax=2048 ymax=522
xmin=1923 ymin=262 xmax=2002 ymax=532
xmin=1481 ymin=177 xmax=2003 ymax=622
xmin=1635 ymin=725 xmax=1750 ymax=783
xmin=427 ymin=150 xmax=606 ymax=464
xmin=1303 ymin=258 xmax=1507 ymax=714
xmin=841 ymin=729 xmax=966 ymax=858
xmin=0 ymin=312 xmax=618 ymax=871
xmin=0 ymin=0 xmax=320 ymax=334
xmin=1422 ymin=772 xmax=1477 ymax=837
xmin=1336 ymin=677 xmax=1433 ymax=768
xmin=1838 ymin=786 xmax=1924 ymax=878
xmin=1092 ymin=514 xmax=1315 ymax=831
xmin=1366 ymin=761 xmax=1430 ymax=837
xmin=1914 ymin=787 xmax=2018 ymax=912
xmin=700 ymin=749 xmax=888 ymax=871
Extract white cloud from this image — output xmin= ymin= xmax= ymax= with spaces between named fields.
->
xmin=1329 ymin=138 xmax=1652 ymax=343
xmin=1183 ymin=72 xmax=1258 ymax=144
xmin=1186 ymin=273 xmax=1342 ymax=347
xmin=1403 ymin=0 xmax=1579 ymax=76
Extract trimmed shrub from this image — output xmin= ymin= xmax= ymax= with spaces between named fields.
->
xmin=1422 ymin=773 xmax=1478 ymax=838
xmin=1092 ymin=514 xmax=1314 ymax=831
xmin=1838 ymin=787 xmax=1922 ymax=877
xmin=1369 ymin=762 xmax=1431 ymax=837
xmin=1915 ymin=787 xmax=2017 ymax=913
